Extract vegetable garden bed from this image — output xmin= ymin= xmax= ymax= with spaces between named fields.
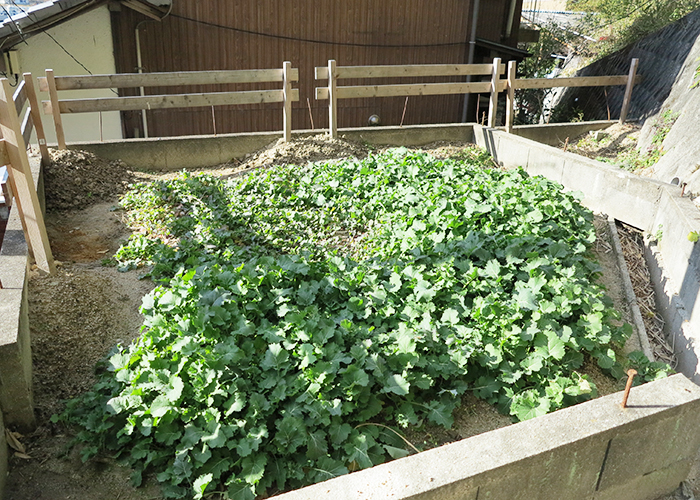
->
xmin=6 ymin=140 xmax=669 ymax=500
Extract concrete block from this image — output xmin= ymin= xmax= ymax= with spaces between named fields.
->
xmin=0 ymin=286 xmax=35 ymax=431
xmin=274 ymin=375 xmax=700 ymax=500
xmin=525 ymin=143 xmax=565 ymax=185
xmin=598 ymin=410 xmax=700 ymax=490
xmin=594 ymin=460 xmax=692 ymax=500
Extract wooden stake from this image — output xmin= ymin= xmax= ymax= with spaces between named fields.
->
xmin=400 ymin=96 xmax=409 ymax=127
xmin=0 ymin=78 xmax=55 ymax=273
xmin=619 ymin=58 xmax=639 ymax=124
xmin=328 ymin=60 xmax=338 ymax=139
xmin=505 ymin=60 xmax=516 ymax=133
xmin=282 ymin=61 xmax=292 ymax=142
xmin=487 ymin=57 xmax=501 ymax=128
xmin=22 ymin=73 xmax=50 ymax=166
xmin=211 ymin=106 xmax=217 ymax=135
xmin=45 ymin=69 xmax=66 ymax=149
xmin=306 ymin=98 xmax=315 ymax=129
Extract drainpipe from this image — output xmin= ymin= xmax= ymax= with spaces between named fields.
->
xmin=133 ymin=1 xmax=174 ymax=138
xmin=135 ymin=21 xmax=149 ymax=138
xmin=505 ymin=0 xmax=518 ymax=40
xmin=461 ymin=0 xmax=481 ymax=123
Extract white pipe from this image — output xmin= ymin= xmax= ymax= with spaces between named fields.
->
xmin=135 ymin=22 xmax=149 ymax=138
xmin=505 ymin=0 xmax=518 ymax=39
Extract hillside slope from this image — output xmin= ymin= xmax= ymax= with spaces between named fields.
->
xmin=554 ymin=9 xmax=700 ymax=194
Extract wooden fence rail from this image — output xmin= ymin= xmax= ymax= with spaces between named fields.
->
xmin=314 ymin=58 xmax=641 ymax=137
xmin=37 ymin=63 xmax=300 ymax=148
xmin=505 ymin=58 xmax=640 ymax=132
xmin=315 ymin=59 xmax=507 ymax=138
xmin=30 ymin=59 xmax=641 ymax=146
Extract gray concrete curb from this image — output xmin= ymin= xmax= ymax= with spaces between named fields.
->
xmin=274 ymin=374 xmax=700 ymax=500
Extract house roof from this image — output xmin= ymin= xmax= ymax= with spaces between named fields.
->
xmin=0 ymin=0 xmax=169 ymax=50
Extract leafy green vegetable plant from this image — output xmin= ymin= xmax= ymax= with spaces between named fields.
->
xmin=57 ymin=148 xmax=667 ymax=499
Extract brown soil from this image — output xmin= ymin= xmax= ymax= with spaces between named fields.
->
xmin=44 ymin=149 xmax=134 ymax=211
xmin=1 ymin=137 xmax=665 ymax=499
xmin=567 ymin=122 xmax=642 ymax=161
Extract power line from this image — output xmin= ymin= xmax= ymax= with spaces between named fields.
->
xmin=169 ymin=12 xmax=470 ymax=48
xmin=6 ymin=0 xmax=119 ymax=94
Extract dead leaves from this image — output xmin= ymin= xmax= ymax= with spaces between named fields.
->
xmin=5 ymin=429 xmax=31 ymax=459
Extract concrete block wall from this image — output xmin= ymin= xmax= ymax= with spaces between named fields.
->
xmin=274 ymin=375 xmax=700 ymax=500
xmin=0 ymin=161 xmax=37 ymax=432
xmin=473 ymin=125 xmax=700 ymax=383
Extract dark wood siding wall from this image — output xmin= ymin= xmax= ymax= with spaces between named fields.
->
xmin=111 ymin=0 xmax=522 ymax=138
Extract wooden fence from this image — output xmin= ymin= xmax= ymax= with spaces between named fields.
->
xmin=315 ymin=59 xmax=507 ymax=138
xmin=0 ymin=74 xmax=54 ymax=274
xmin=37 ymin=62 xmax=300 ymax=148
xmin=33 ymin=58 xmax=641 ymax=146
xmin=504 ymin=59 xmax=640 ymax=132
xmin=315 ymin=58 xmax=641 ymax=137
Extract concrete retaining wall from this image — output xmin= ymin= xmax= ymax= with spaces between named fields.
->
xmin=473 ymin=125 xmax=700 ymax=383
xmin=0 ymin=160 xmax=38 ymax=431
xmin=68 ymin=124 xmax=478 ymax=171
xmin=275 ymin=374 xmax=700 ymax=500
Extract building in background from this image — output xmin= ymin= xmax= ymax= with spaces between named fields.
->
xmin=0 ymin=0 xmax=532 ymax=143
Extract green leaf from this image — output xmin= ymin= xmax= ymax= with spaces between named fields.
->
xmin=227 ymin=480 xmax=256 ymax=500
xmin=342 ymin=365 xmax=370 ymax=388
xmin=383 ymin=374 xmax=410 ymax=396
xmin=241 ymin=454 xmax=267 ymax=485
xmin=193 ymin=473 xmax=213 ymax=500
xmin=425 ymin=401 xmax=454 ymax=428
xmin=261 ymin=343 xmax=290 ymax=371
xmin=440 ymin=308 xmax=460 ymax=326
xmin=511 ymin=392 xmax=550 ymax=421
xmin=515 ymin=285 xmax=538 ymax=311
xmin=306 ymin=430 xmax=328 ymax=460
xmin=166 ymin=376 xmax=184 ymax=402
xmin=312 ymin=457 xmax=348 ymax=481
xmin=384 ymin=445 xmax=410 ymax=459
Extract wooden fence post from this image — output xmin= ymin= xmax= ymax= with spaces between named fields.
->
xmin=488 ymin=58 xmax=501 ymax=128
xmin=0 ymin=78 xmax=55 ymax=273
xmin=505 ymin=60 xmax=517 ymax=133
xmin=328 ymin=60 xmax=338 ymax=139
xmin=45 ymin=69 xmax=66 ymax=149
xmin=282 ymin=61 xmax=292 ymax=142
xmin=23 ymin=73 xmax=51 ymax=166
xmin=619 ymin=58 xmax=639 ymax=124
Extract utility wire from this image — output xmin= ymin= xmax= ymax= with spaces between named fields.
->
xmin=7 ymin=0 xmax=119 ymax=94
xmin=169 ymin=12 xmax=470 ymax=48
